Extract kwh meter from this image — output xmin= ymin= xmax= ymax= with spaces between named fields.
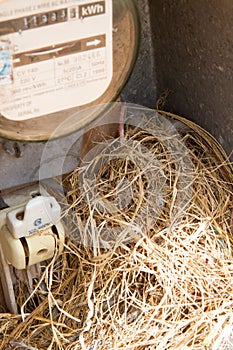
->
xmin=0 ymin=0 xmax=138 ymax=140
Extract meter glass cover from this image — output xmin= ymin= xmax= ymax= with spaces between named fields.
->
xmin=0 ymin=0 xmax=138 ymax=140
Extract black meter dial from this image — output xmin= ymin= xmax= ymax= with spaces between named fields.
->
xmin=0 ymin=0 xmax=139 ymax=140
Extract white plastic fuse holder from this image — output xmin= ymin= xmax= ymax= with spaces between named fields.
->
xmin=0 ymin=195 xmax=64 ymax=269
xmin=0 ymin=193 xmax=65 ymax=313
xmin=7 ymin=196 xmax=61 ymax=239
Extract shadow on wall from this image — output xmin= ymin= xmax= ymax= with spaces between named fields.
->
xmin=150 ymin=0 xmax=233 ymax=159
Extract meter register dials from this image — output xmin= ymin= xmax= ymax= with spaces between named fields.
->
xmin=0 ymin=0 xmax=138 ymax=140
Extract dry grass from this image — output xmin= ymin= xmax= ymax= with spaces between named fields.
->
xmin=0 ymin=108 xmax=232 ymax=350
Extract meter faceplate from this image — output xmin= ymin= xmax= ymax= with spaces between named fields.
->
xmin=0 ymin=0 xmax=138 ymax=140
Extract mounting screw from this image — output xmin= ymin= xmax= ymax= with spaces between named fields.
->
xmin=2 ymin=141 xmax=26 ymax=158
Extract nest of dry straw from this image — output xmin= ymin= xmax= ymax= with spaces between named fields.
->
xmin=0 ymin=108 xmax=233 ymax=350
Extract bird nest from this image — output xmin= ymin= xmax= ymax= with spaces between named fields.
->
xmin=0 ymin=106 xmax=232 ymax=350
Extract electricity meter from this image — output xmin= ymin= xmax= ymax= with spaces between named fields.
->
xmin=0 ymin=0 xmax=138 ymax=140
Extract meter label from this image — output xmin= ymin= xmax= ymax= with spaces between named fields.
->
xmin=0 ymin=46 xmax=12 ymax=85
xmin=0 ymin=0 xmax=113 ymax=120
xmin=79 ymin=1 xmax=105 ymax=18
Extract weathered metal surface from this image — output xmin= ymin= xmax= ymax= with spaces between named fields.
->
xmin=149 ymin=0 xmax=233 ymax=159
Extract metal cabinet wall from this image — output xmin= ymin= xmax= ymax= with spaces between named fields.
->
xmin=124 ymin=0 xmax=233 ymax=158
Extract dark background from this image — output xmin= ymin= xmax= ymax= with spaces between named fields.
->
xmin=123 ymin=0 xmax=233 ymax=159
